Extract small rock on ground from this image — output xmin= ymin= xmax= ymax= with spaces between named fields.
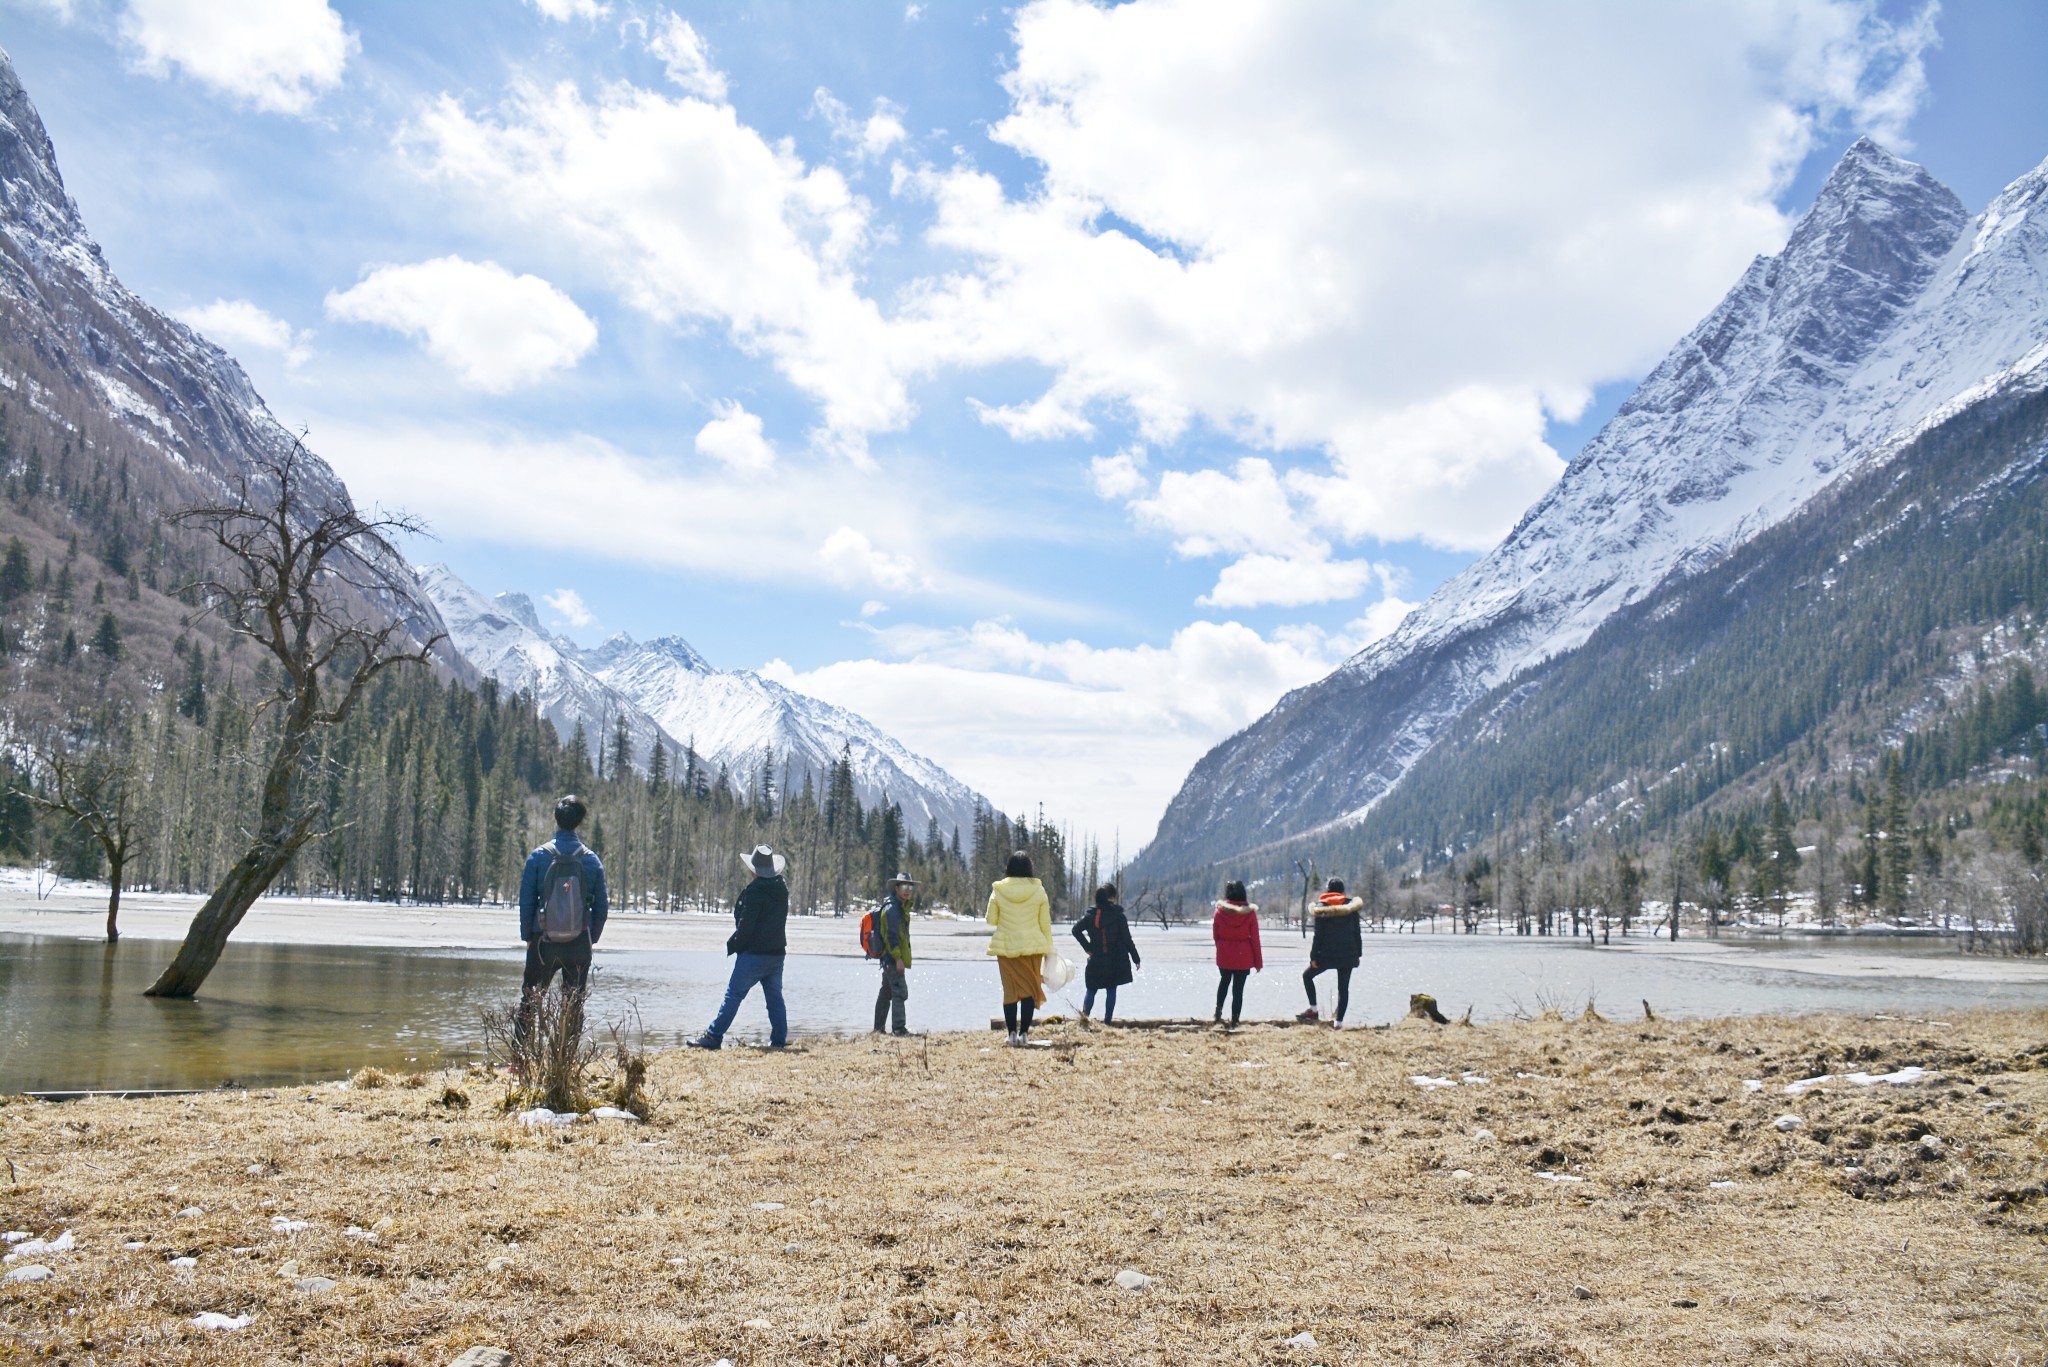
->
xmin=1115 ymin=1269 xmax=1154 ymax=1291
xmin=448 ymin=1349 xmax=513 ymax=1367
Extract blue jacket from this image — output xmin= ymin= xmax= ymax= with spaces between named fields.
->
xmin=518 ymin=832 xmax=609 ymax=943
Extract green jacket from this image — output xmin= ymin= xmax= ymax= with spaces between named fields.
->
xmin=878 ymin=891 xmax=913 ymax=967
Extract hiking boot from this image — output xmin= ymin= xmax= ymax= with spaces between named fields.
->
xmin=1296 ymin=1007 xmax=1320 ymax=1023
xmin=685 ymin=1035 xmax=721 ymax=1051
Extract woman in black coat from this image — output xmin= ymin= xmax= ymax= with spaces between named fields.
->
xmin=1072 ymin=883 xmax=1141 ymax=1024
xmin=1299 ymin=877 xmax=1363 ymax=1027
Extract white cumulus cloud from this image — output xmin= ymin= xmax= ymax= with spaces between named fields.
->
xmin=695 ymin=400 xmax=776 ymax=472
xmin=763 ymin=616 xmax=1371 ymax=845
xmin=324 ymin=256 xmax=597 ymax=393
xmin=1198 ymin=553 xmax=1387 ymax=610
xmin=120 ymin=0 xmax=356 ymax=115
xmin=543 ymin=588 xmax=596 ymax=628
xmin=819 ymin=526 xmax=925 ymax=594
xmin=527 ymin=0 xmax=609 ymax=20
xmin=902 ymin=0 xmax=1939 ymax=575
xmin=174 ymin=298 xmax=312 ymax=367
xmin=648 ymin=12 xmax=726 ymax=101
xmin=405 ymin=78 xmax=901 ymax=458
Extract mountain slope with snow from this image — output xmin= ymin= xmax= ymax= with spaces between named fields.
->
xmin=1138 ymin=139 xmax=2048 ymax=876
xmin=0 ymin=47 xmax=464 ymax=676
xmin=417 ymin=564 xmax=991 ymax=840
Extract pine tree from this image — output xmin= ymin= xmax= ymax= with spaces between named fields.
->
xmin=1879 ymin=755 xmax=1913 ymax=914
xmin=91 ymin=610 xmax=122 ymax=666
xmin=0 ymin=537 xmax=28 ymax=602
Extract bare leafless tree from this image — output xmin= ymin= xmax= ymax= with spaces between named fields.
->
xmin=11 ymin=706 xmax=148 ymax=943
xmin=145 ymin=439 xmax=443 ymax=998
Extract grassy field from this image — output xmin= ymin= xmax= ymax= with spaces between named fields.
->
xmin=3 ymin=1008 xmax=2045 ymax=1365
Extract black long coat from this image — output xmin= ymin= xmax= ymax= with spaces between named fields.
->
xmin=1072 ymin=900 xmax=1141 ymax=989
xmin=1309 ymin=899 xmax=1363 ymax=969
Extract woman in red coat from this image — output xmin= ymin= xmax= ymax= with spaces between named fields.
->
xmin=1211 ymin=880 xmax=1262 ymax=1026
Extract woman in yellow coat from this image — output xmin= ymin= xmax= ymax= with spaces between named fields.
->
xmin=986 ymin=850 xmax=1053 ymax=1046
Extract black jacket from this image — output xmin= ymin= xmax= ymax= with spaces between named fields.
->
xmin=1072 ymin=899 xmax=1141 ymax=989
xmin=1308 ymin=896 xmax=1363 ymax=969
xmin=727 ymin=875 xmax=789 ymax=956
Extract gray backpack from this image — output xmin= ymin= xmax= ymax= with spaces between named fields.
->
xmin=538 ymin=841 xmax=591 ymax=943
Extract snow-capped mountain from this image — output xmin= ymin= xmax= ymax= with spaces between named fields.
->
xmin=414 ymin=564 xmax=672 ymax=769
xmin=418 ymin=564 xmax=991 ymax=840
xmin=0 ymin=49 xmax=462 ymax=670
xmin=1138 ymin=138 xmax=2048 ymax=874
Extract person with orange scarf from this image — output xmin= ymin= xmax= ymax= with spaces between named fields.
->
xmin=1298 ymin=877 xmax=1364 ymax=1027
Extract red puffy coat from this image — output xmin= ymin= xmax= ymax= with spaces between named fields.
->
xmin=1212 ymin=902 xmax=1263 ymax=971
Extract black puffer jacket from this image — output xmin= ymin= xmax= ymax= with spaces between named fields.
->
xmin=727 ymin=875 xmax=789 ymax=955
xmin=1072 ymin=897 xmax=1141 ymax=989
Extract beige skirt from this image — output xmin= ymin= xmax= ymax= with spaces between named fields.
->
xmin=997 ymin=953 xmax=1045 ymax=1007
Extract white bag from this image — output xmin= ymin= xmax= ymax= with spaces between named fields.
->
xmin=1042 ymin=948 xmax=1076 ymax=992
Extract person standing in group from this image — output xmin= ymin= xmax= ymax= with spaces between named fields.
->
xmin=688 ymin=845 xmax=790 ymax=1051
xmin=987 ymin=851 xmax=1052 ymax=1046
xmin=1298 ymin=878 xmax=1364 ymax=1027
xmin=515 ymin=794 xmax=608 ymax=1048
xmin=1211 ymin=880 xmax=1262 ymax=1027
xmin=1072 ymin=883 xmax=1140 ymax=1024
xmin=872 ymin=873 xmax=915 ymax=1036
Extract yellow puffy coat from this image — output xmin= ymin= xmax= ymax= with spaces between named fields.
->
xmin=985 ymin=877 xmax=1053 ymax=957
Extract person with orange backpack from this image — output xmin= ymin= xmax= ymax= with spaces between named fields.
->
xmin=514 ymin=795 xmax=608 ymax=1048
xmin=1071 ymin=883 xmax=1140 ymax=1023
xmin=869 ymin=873 xmax=915 ymax=1035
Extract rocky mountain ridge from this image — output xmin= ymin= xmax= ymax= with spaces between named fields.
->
xmin=417 ymin=563 xmax=990 ymax=840
xmin=1138 ymin=138 xmax=2048 ymax=876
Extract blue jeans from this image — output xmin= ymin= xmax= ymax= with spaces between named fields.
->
xmin=1083 ymin=985 xmax=1118 ymax=1022
xmin=705 ymin=952 xmax=787 ymax=1046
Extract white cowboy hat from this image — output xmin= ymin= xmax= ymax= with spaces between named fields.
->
xmin=741 ymin=845 xmax=787 ymax=877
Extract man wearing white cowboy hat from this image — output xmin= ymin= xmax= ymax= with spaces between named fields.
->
xmin=687 ymin=845 xmax=791 ymax=1050
xmin=872 ymin=873 xmax=916 ymax=1036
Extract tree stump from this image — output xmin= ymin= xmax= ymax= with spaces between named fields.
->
xmin=1408 ymin=993 xmax=1450 ymax=1024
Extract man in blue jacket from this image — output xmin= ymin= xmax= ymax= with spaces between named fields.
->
xmin=515 ymin=794 xmax=608 ymax=1044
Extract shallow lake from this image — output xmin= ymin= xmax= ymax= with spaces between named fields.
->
xmin=5 ymin=927 xmax=2046 ymax=1092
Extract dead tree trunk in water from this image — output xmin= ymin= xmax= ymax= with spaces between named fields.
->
xmin=146 ymin=439 xmax=441 ymax=999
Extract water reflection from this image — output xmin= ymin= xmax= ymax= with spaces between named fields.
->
xmin=4 ymin=931 xmax=2045 ymax=1093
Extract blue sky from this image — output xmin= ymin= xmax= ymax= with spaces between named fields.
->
xmin=2 ymin=0 xmax=2044 ymax=850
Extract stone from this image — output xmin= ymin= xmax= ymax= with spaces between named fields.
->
xmin=3 ymin=1264 xmax=50 ymax=1283
xmin=1573 ymin=1285 xmax=1594 ymax=1300
xmin=1284 ymin=1330 xmax=1319 ymax=1348
xmin=1773 ymin=1114 xmax=1804 ymax=1131
xmin=294 ymin=1276 xmax=339 ymax=1294
xmin=1114 ymin=1269 xmax=1154 ymax=1291
xmin=448 ymin=1349 xmax=513 ymax=1367
xmin=276 ymin=1260 xmax=299 ymax=1280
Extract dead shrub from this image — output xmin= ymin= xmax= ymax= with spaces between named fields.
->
xmin=481 ymin=985 xmax=598 ymax=1115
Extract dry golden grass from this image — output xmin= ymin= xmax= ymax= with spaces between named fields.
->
xmin=3 ymin=1009 xmax=2046 ymax=1365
